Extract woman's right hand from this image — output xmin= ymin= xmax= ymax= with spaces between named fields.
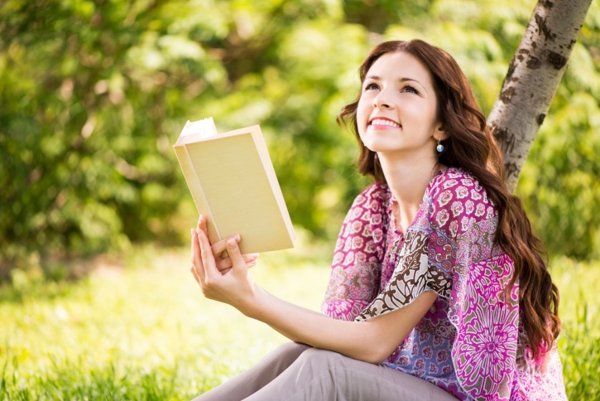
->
xmin=195 ymin=217 xmax=259 ymax=274
xmin=190 ymin=215 xmax=259 ymax=311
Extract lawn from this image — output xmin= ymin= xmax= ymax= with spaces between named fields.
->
xmin=1 ymin=244 xmax=599 ymax=400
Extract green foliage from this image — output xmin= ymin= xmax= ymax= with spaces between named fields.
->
xmin=1 ymin=0 xmax=599 ymax=278
xmin=0 ymin=248 xmax=598 ymax=399
xmin=0 ymin=0 xmax=192 ymax=276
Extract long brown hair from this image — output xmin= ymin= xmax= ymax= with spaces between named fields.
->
xmin=338 ymin=39 xmax=560 ymax=359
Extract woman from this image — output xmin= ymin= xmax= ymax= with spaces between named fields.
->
xmin=190 ymin=39 xmax=566 ymax=401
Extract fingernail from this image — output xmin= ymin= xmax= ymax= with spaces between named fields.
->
xmin=235 ymin=234 xmax=241 ymax=242
xmin=227 ymin=239 xmax=236 ymax=249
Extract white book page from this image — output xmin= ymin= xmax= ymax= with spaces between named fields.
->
xmin=180 ymin=117 xmax=218 ymax=139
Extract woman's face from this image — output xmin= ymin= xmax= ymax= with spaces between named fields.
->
xmin=356 ymin=51 xmax=445 ymax=158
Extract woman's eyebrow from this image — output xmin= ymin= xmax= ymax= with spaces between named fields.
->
xmin=399 ymin=77 xmax=420 ymax=84
xmin=366 ymin=75 xmax=423 ymax=85
xmin=364 ymin=75 xmax=428 ymax=94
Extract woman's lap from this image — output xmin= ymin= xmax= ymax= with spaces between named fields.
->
xmin=193 ymin=342 xmax=458 ymax=401
xmin=192 ymin=342 xmax=309 ymax=401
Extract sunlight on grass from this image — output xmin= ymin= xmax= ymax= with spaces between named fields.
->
xmin=0 ymin=243 xmax=330 ymax=400
xmin=1 ymin=245 xmax=599 ymax=400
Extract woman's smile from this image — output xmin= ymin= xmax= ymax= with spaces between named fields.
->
xmin=368 ymin=117 xmax=401 ymax=130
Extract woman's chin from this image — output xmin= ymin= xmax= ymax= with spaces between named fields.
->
xmin=362 ymin=141 xmax=395 ymax=153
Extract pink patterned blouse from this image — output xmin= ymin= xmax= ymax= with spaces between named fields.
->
xmin=321 ymin=167 xmax=567 ymax=401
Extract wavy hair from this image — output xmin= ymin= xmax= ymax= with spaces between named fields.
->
xmin=338 ymin=39 xmax=560 ymax=359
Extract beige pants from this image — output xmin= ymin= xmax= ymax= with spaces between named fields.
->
xmin=193 ymin=342 xmax=459 ymax=401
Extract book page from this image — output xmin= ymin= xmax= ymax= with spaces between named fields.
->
xmin=184 ymin=132 xmax=293 ymax=253
xmin=178 ymin=117 xmax=218 ymax=141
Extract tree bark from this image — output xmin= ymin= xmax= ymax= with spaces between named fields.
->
xmin=487 ymin=0 xmax=592 ymax=191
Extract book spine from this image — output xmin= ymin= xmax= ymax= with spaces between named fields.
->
xmin=173 ymin=144 xmax=221 ymax=242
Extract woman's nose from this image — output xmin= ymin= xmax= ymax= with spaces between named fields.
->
xmin=373 ymin=89 xmax=392 ymax=109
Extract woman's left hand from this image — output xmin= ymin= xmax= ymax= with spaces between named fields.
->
xmin=190 ymin=215 xmax=257 ymax=310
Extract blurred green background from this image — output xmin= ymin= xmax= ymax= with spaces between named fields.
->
xmin=1 ymin=1 xmax=600 ymax=399
xmin=1 ymin=0 xmax=599 ymax=278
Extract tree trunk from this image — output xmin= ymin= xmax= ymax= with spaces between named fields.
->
xmin=487 ymin=0 xmax=592 ymax=191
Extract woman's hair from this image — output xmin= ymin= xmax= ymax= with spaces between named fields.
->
xmin=338 ymin=39 xmax=560 ymax=359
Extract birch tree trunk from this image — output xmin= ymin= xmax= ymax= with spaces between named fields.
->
xmin=487 ymin=0 xmax=592 ymax=191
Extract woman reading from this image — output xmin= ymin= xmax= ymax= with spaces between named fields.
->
xmin=189 ymin=39 xmax=566 ymax=401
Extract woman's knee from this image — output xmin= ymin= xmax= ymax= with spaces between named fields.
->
xmin=264 ymin=342 xmax=311 ymax=372
xmin=270 ymin=342 xmax=310 ymax=360
xmin=274 ymin=341 xmax=311 ymax=356
xmin=293 ymin=348 xmax=344 ymax=371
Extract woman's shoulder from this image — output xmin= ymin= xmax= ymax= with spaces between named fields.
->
xmin=429 ymin=167 xmax=480 ymax=195
xmin=429 ymin=167 xmax=491 ymax=203
xmin=360 ymin=181 xmax=390 ymax=198
xmin=427 ymin=167 xmax=497 ymax=236
xmin=351 ymin=181 xmax=391 ymax=210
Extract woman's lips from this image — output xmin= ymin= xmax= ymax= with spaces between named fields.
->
xmin=368 ymin=117 xmax=401 ymax=129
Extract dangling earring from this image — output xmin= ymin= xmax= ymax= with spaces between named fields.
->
xmin=436 ymin=139 xmax=445 ymax=153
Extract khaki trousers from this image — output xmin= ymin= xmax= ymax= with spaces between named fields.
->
xmin=193 ymin=342 xmax=459 ymax=401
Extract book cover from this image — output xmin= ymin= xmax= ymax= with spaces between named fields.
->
xmin=173 ymin=117 xmax=295 ymax=254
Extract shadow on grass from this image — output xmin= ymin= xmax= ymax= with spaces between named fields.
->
xmin=0 ymin=251 xmax=136 ymax=305
xmin=0 ymin=280 xmax=80 ymax=304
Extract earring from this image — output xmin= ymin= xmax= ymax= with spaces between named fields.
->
xmin=436 ymin=140 xmax=445 ymax=153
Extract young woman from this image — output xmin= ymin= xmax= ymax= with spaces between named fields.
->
xmin=190 ymin=39 xmax=566 ymax=401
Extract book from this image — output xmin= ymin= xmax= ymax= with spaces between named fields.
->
xmin=173 ymin=117 xmax=295 ymax=254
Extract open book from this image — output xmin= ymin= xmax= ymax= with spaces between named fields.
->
xmin=173 ymin=117 xmax=295 ymax=254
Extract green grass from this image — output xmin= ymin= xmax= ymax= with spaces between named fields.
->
xmin=553 ymin=256 xmax=600 ymax=399
xmin=0 ymin=246 xmax=599 ymax=400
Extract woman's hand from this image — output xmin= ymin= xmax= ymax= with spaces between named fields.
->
xmin=195 ymin=216 xmax=259 ymax=274
xmin=190 ymin=215 xmax=257 ymax=310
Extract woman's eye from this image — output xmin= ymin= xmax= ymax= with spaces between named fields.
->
xmin=364 ymin=82 xmax=379 ymax=91
xmin=402 ymin=85 xmax=419 ymax=94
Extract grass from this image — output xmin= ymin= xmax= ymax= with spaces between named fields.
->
xmin=552 ymin=256 xmax=600 ymax=399
xmin=0 ymin=245 xmax=599 ymax=400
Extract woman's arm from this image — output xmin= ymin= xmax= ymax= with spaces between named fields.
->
xmin=246 ymin=285 xmax=436 ymax=363
xmin=322 ymin=183 xmax=387 ymax=321
xmin=191 ymin=216 xmax=437 ymax=364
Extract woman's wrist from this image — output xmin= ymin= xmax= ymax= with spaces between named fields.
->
xmin=238 ymin=284 xmax=268 ymax=319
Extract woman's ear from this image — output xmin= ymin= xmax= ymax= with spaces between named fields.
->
xmin=434 ymin=125 xmax=448 ymax=141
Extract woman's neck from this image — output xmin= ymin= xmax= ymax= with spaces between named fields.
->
xmin=378 ymin=152 xmax=440 ymax=232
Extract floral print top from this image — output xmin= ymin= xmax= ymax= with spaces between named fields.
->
xmin=322 ymin=167 xmax=567 ymax=401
